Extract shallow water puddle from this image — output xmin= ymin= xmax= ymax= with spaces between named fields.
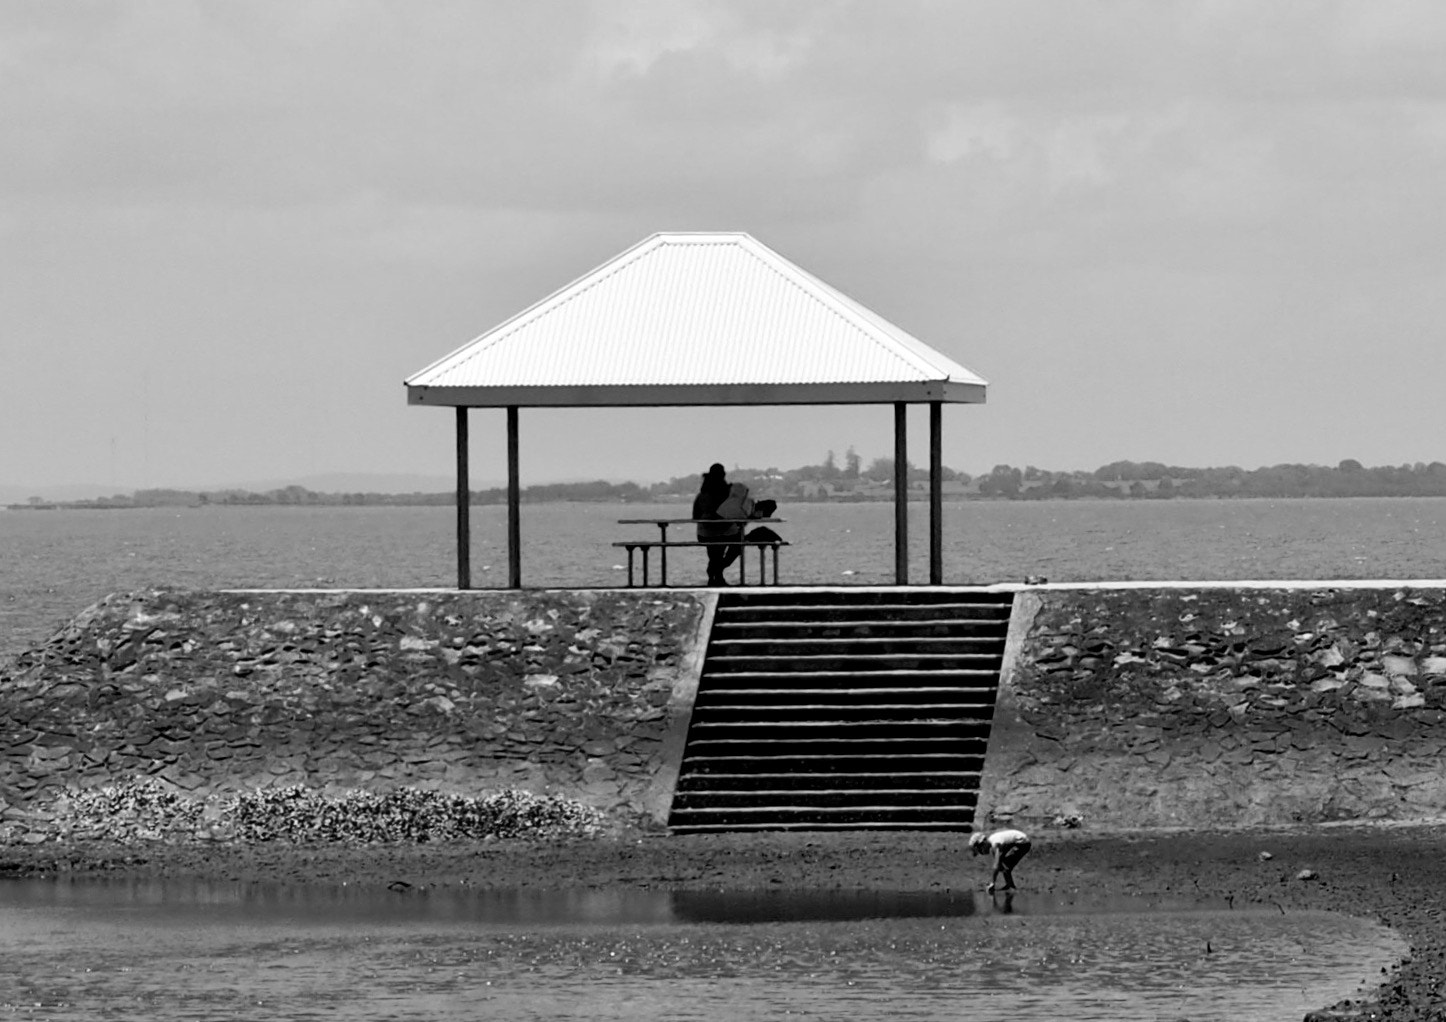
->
xmin=0 ymin=879 xmax=1406 ymax=1021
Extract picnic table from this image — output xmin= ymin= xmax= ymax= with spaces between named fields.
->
xmin=614 ymin=517 xmax=787 ymax=587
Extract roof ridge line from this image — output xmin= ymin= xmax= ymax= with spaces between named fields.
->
xmin=405 ymin=234 xmax=671 ymax=385
xmin=735 ymin=237 xmax=959 ymax=381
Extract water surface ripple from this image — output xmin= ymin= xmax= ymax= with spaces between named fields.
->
xmin=0 ymin=879 xmax=1406 ymax=1022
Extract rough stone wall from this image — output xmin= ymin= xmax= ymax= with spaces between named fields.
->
xmin=1 ymin=589 xmax=710 ymax=840
xmin=12 ymin=583 xmax=1446 ymax=843
xmin=976 ymin=585 xmax=1446 ymax=831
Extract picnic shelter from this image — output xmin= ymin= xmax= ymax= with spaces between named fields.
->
xmin=404 ymin=231 xmax=989 ymax=588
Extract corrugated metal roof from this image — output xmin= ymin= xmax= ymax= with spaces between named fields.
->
xmin=405 ymin=232 xmax=988 ymax=407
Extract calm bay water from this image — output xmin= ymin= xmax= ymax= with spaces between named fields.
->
xmin=0 ymin=879 xmax=1407 ymax=1022
xmin=4 ymin=497 xmax=1446 ymax=660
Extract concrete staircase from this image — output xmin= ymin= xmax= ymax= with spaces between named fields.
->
xmin=668 ymin=589 xmax=1013 ymax=832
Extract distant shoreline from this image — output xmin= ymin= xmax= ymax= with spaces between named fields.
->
xmin=11 ymin=491 xmax=1446 ymax=512
xmin=12 ymin=457 xmax=1446 ymax=508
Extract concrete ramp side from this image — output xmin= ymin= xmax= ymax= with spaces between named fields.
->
xmin=973 ymin=590 xmax=1042 ymax=828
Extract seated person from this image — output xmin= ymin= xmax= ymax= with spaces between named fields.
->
xmin=693 ymin=464 xmax=742 ymax=586
xmin=703 ymin=481 xmax=753 ymax=585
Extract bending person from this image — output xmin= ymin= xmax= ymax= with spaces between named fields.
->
xmin=970 ymin=828 xmax=1032 ymax=893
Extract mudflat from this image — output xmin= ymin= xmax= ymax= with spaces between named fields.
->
xmin=5 ymin=824 xmax=1445 ymax=1020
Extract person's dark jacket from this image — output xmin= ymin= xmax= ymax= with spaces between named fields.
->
xmin=693 ymin=475 xmax=731 ymax=540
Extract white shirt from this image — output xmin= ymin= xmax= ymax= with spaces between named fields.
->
xmin=987 ymin=829 xmax=1029 ymax=849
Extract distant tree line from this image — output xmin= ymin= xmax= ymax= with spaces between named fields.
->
xmin=973 ymin=459 xmax=1446 ymax=500
xmin=52 ymin=482 xmax=653 ymax=509
xmin=27 ymin=457 xmax=1446 ymax=509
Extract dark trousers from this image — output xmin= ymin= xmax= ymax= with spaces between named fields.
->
xmin=706 ymin=537 xmax=743 ymax=580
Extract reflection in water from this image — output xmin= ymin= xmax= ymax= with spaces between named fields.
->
xmin=670 ymin=888 xmax=979 ymax=924
xmin=1 ymin=877 xmax=1248 ymax=926
xmin=0 ymin=879 xmax=1405 ymax=1022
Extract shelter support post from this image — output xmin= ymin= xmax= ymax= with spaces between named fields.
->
xmin=507 ymin=406 xmax=521 ymax=588
xmin=894 ymin=402 xmax=908 ymax=585
xmin=930 ymin=401 xmax=942 ymax=585
xmin=455 ymin=406 xmax=470 ymax=590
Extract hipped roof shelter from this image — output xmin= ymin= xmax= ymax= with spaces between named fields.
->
xmin=405 ymin=231 xmax=989 ymax=588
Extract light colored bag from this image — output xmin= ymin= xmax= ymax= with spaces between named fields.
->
xmin=715 ymin=483 xmax=754 ymax=520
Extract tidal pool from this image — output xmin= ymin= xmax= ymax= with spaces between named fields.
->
xmin=0 ymin=879 xmax=1405 ymax=1021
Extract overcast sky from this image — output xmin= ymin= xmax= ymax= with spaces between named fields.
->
xmin=5 ymin=1 xmax=1446 ymax=494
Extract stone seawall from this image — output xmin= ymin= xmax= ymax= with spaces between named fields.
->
xmin=1 ymin=589 xmax=711 ymax=841
xmin=8 ymin=583 xmax=1446 ymax=843
xmin=977 ymin=583 xmax=1446 ymax=831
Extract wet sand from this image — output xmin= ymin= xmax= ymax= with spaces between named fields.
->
xmin=5 ymin=824 xmax=1445 ymax=1020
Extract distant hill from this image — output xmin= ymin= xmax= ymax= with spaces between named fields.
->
xmin=212 ymin=472 xmax=477 ymax=494
xmin=12 ymin=457 xmax=1446 ymax=508
xmin=0 ymin=473 xmax=488 ymax=504
xmin=0 ymin=483 xmax=122 ymax=504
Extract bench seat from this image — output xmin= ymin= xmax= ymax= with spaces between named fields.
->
xmin=611 ymin=538 xmax=788 ymax=587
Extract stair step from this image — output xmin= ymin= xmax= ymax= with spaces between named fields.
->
xmin=669 ymin=821 xmax=973 ymax=832
xmin=683 ymin=756 xmax=988 ymax=768
xmin=724 ymin=587 xmax=1013 ymax=597
xmin=685 ymin=757 xmax=989 ymax=769
xmin=715 ymin=596 xmax=1011 ymax=609
xmin=709 ymin=638 xmax=1006 ymax=655
xmin=682 ymin=765 xmax=985 ymax=779
xmin=711 ymin=620 xmax=1007 ymax=637
xmin=672 ymin=804 xmax=976 ymax=816
xmin=699 ymin=698 xmax=996 ymax=707
xmin=716 ymin=605 xmax=1011 ymax=624
xmin=706 ymin=656 xmax=1003 ymax=674
xmin=683 ymin=757 xmax=985 ymax=773
xmin=697 ymin=688 xmax=997 ymax=704
xmin=700 ymin=668 xmax=1001 ymax=682
xmin=673 ymin=802 xmax=978 ymax=815
xmin=695 ymin=707 xmax=996 ymax=725
xmin=684 ymin=732 xmax=987 ymax=743
xmin=702 ymin=672 xmax=1000 ymax=687
xmin=667 ymin=806 xmax=975 ymax=827
xmin=685 ymin=730 xmax=989 ymax=745
xmin=683 ymin=743 xmax=986 ymax=754
xmin=673 ymin=794 xmax=974 ymax=811
xmin=688 ymin=717 xmax=991 ymax=730
xmin=701 ymin=687 xmax=997 ymax=700
xmin=675 ymin=771 xmax=979 ymax=788
xmin=683 ymin=738 xmax=988 ymax=755
xmin=694 ymin=695 xmax=995 ymax=710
